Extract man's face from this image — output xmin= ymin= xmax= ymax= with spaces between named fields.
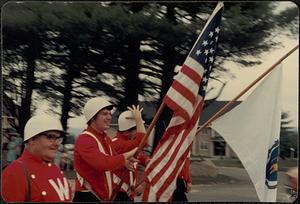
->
xmin=93 ymin=108 xmax=112 ymax=131
xmin=29 ymin=130 xmax=63 ymax=162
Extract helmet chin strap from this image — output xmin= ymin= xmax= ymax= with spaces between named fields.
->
xmin=90 ymin=121 xmax=107 ymax=134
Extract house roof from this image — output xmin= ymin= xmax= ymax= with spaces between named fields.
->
xmin=199 ymin=100 xmax=241 ymax=125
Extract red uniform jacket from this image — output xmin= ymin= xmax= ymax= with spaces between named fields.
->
xmin=74 ymin=126 xmax=126 ymax=201
xmin=2 ymin=149 xmax=72 ymax=202
xmin=178 ymin=157 xmax=192 ymax=184
xmin=112 ymin=132 xmax=144 ymax=154
xmin=111 ymin=132 xmax=148 ymax=199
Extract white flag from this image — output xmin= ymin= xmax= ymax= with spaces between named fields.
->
xmin=211 ymin=64 xmax=282 ymax=202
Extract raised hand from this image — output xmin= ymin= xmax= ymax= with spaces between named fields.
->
xmin=127 ymin=105 xmax=146 ymax=133
xmin=127 ymin=105 xmax=143 ymax=121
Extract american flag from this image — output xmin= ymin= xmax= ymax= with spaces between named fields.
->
xmin=142 ymin=2 xmax=223 ymax=201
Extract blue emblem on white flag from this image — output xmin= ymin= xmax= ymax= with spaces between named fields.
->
xmin=265 ymin=140 xmax=279 ymax=189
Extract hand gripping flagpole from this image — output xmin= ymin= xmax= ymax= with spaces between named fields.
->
xmin=110 ymin=102 xmax=166 ymax=201
xmin=196 ymin=44 xmax=299 ymax=134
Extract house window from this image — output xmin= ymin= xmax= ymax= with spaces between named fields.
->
xmin=213 ymin=141 xmax=226 ymax=156
xmin=200 ymin=142 xmax=208 ymax=150
xmin=202 ymin=128 xmax=210 ymax=135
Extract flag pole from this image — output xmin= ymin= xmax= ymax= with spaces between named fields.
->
xmin=136 ymin=102 xmax=166 ymax=154
xmin=196 ymin=44 xmax=299 ymax=134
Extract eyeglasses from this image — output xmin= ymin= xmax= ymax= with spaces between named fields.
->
xmin=43 ymin=133 xmax=64 ymax=143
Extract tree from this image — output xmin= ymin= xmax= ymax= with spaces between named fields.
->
xmin=280 ymin=112 xmax=298 ymax=159
xmin=2 ymin=2 xmax=48 ymax=135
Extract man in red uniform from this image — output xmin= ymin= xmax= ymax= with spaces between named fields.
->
xmin=111 ymin=105 xmax=149 ymax=201
xmin=172 ymin=154 xmax=192 ymax=201
xmin=2 ymin=114 xmax=72 ymax=202
xmin=73 ymin=96 xmax=138 ymax=201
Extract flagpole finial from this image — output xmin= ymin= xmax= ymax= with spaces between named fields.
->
xmin=217 ymin=1 xmax=224 ymax=7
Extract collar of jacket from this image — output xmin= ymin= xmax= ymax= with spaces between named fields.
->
xmin=21 ymin=148 xmax=51 ymax=165
xmin=86 ymin=125 xmax=107 ymax=139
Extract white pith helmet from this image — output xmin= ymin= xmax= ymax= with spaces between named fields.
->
xmin=118 ymin=110 xmax=144 ymax=131
xmin=24 ymin=114 xmax=64 ymax=142
xmin=83 ymin=97 xmax=114 ymax=122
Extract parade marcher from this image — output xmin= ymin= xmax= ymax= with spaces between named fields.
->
xmin=172 ymin=154 xmax=192 ymax=201
xmin=15 ymin=136 xmax=23 ymax=156
xmin=6 ymin=135 xmax=18 ymax=163
xmin=2 ymin=114 xmax=72 ymax=202
xmin=111 ymin=105 xmax=149 ymax=201
xmin=73 ymin=96 xmax=138 ymax=202
xmin=54 ymin=144 xmax=63 ymax=168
